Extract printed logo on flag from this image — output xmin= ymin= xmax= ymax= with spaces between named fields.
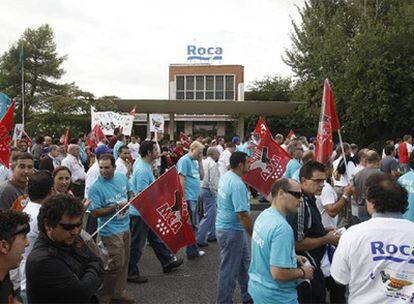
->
xmin=155 ymin=190 xmax=189 ymax=235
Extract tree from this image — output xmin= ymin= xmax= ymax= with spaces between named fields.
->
xmin=284 ymin=0 xmax=414 ymax=146
xmin=0 ymin=24 xmax=119 ymax=137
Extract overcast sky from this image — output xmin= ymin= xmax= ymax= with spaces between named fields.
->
xmin=0 ymin=0 xmax=304 ymax=99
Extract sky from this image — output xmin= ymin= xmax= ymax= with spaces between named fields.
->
xmin=0 ymin=0 xmax=304 ymax=99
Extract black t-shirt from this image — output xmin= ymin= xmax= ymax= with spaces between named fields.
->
xmin=0 ymin=273 xmax=14 ymax=304
xmin=287 ymin=193 xmax=327 ymax=267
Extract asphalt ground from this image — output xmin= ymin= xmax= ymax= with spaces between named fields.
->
xmin=126 ymin=207 xmax=266 ymax=304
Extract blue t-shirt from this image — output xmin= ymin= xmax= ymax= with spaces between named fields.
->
xmin=89 ymin=172 xmax=131 ymax=236
xmin=399 ymin=171 xmax=414 ymax=221
xmin=177 ymin=154 xmax=200 ymax=201
xmin=284 ymin=159 xmax=301 ymax=179
xmin=216 ymin=171 xmax=250 ymax=231
xmin=129 ymin=159 xmax=155 ymax=216
xmin=249 ymin=207 xmax=298 ymax=304
xmin=291 ymin=168 xmax=301 ymax=183
xmin=113 ymin=140 xmax=123 ymax=160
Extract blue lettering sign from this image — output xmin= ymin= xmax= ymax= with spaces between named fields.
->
xmin=187 ymin=45 xmax=223 ymax=61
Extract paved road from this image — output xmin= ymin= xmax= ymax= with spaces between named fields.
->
xmin=127 ymin=210 xmax=263 ymax=304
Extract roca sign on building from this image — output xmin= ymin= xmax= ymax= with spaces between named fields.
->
xmin=187 ymin=45 xmax=223 ymax=61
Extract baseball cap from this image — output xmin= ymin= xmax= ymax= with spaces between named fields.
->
xmin=94 ymin=144 xmax=112 ymax=157
xmin=232 ymin=136 xmax=240 ymax=144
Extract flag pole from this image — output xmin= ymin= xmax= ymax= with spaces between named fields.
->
xmin=20 ymin=44 xmax=25 ymax=128
xmin=337 ymin=128 xmax=349 ymax=184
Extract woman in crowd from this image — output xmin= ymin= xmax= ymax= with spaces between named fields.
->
xmin=52 ymin=166 xmax=74 ymax=196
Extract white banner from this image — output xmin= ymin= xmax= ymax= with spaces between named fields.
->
xmin=91 ymin=109 xmax=134 ymax=136
xmin=12 ymin=124 xmax=24 ymax=141
xmin=149 ymin=114 xmax=165 ymax=133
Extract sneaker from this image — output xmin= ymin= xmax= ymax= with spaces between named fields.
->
xmin=187 ymin=250 xmax=206 ymax=260
xmin=207 ymin=238 xmax=217 ymax=243
xmin=197 ymin=242 xmax=209 ymax=247
xmin=111 ymin=293 xmax=135 ymax=304
xmin=127 ymin=274 xmax=148 ymax=284
xmin=163 ymin=257 xmax=184 ymax=273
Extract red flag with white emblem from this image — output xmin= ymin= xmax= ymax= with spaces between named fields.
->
xmin=243 ymin=131 xmax=291 ymax=196
xmin=287 ymin=130 xmax=296 ymax=140
xmin=130 ymin=167 xmax=196 ymax=253
xmin=315 ymin=79 xmax=340 ymax=164
xmin=86 ymin=124 xmax=106 ymax=150
xmin=254 ymin=116 xmax=271 ymax=139
xmin=0 ymin=100 xmax=15 ymax=168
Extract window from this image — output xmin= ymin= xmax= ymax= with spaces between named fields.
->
xmin=175 ymin=75 xmax=235 ymax=101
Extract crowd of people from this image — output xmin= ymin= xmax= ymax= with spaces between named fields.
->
xmin=1 ymin=129 xmax=414 ymax=304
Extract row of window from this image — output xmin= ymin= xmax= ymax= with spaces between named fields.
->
xmin=176 ymin=75 xmax=235 ymax=100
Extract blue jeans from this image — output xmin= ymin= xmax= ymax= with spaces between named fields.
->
xmin=196 ymin=188 xmax=217 ymax=244
xmin=186 ymin=200 xmax=200 ymax=256
xmin=128 ymin=215 xmax=174 ymax=276
xmin=216 ymin=229 xmax=252 ymax=304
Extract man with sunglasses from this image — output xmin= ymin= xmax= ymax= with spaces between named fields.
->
xmin=249 ymin=178 xmax=314 ymax=303
xmin=0 ymin=210 xmax=30 ymax=304
xmin=287 ymin=161 xmax=340 ymax=303
xmin=26 ymin=194 xmax=103 ymax=303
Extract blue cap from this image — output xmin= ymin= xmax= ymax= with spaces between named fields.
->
xmin=95 ymin=145 xmax=112 ymax=157
xmin=232 ymin=136 xmax=240 ymax=143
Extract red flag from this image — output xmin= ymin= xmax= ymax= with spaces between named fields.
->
xmin=0 ymin=101 xmax=15 ymax=168
xmin=129 ymin=106 xmax=136 ymax=116
xmin=315 ymin=79 xmax=340 ymax=164
xmin=180 ymin=132 xmax=190 ymax=149
xmin=86 ymin=124 xmax=106 ymax=149
xmin=130 ymin=167 xmax=196 ymax=253
xmin=21 ymin=130 xmax=32 ymax=144
xmin=243 ymin=132 xmax=291 ymax=196
xmin=287 ymin=130 xmax=296 ymax=140
xmin=64 ymin=128 xmax=70 ymax=152
xmin=254 ymin=116 xmax=271 ymax=139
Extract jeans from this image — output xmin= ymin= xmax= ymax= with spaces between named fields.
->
xmin=196 ymin=188 xmax=217 ymax=244
xmin=128 ymin=215 xmax=174 ymax=276
xmin=98 ymin=231 xmax=130 ymax=302
xmin=216 ymin=229 xmax=251 ymax=304
xmin=186 ymin=200 xmax=200 ymax=256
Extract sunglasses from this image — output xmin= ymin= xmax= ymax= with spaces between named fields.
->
xmin=12 ymin=224 xmax=30 ymax=236
xmin=58 ymin=221 xmax=83 ymax=231
xmin=287 ymin=190 xmax=302 ymax=199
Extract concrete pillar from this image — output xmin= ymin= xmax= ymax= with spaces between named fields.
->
xmin=238 ymin=115 xmax=245 ymax=139
xmin=184 ymin=121 xmax=192 ymax=135
xmin=217 ymin=121 xmax=225 ymax=136
xmin=146 ymin=113 xmax=151 ymax=139
xmin=169 ymin=113 xmax=175 ymax=140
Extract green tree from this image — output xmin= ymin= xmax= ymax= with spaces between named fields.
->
xmin=284 ymin=0 xmax=414 ymax=146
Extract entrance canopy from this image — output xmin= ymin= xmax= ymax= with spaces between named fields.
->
xmin=115 ymin=99 xmax=302 ymax=115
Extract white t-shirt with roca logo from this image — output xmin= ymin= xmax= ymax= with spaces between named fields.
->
xmin=331 ymin=216 xmax=414 ymax=303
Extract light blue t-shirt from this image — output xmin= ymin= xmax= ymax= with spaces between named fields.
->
xmin=177 ymin=154 xmax=200 ymax=201
xmin=129 ymin=159 xmax=155 ymax=216
xmin=89 ymin=172 xmax=131 ymax=237
xmin=284 ymin=159 xmax=301 ymax=179
xmin=241 ymin=142 xmax=252 ymax=157
xmin=291 ymin=168 xmax=301 ymax=183
xmin=216 ymin=171 xmax=250 ymax=231
xmin=398 ymin=171 xmax=414 ymax=221
xmin=248 ymin=207 xmax=298 ymax=304
xmin=113 ymin=140 xmax=123 ymax=160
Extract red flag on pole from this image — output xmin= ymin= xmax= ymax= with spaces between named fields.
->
xmin=86 ymin=124 xmax=106 ymax=150
xmin=180 ymin=132 xmax=190 ymax=149
xmin=0 ymin=100 xmax=15 ymax=168
xmin=129 ymin=106 xmax=136 ymax=116
xmin=254 ymin=116 xmax=271 ymax=139
xmin=21 ymin=130 xmax=31 ymax=145
xmin=64 ymin=128 xmax=70 ymax=152
xmin=315 ymin=79 xmax=340 ymax=164
xmin=130 ymin=167 xmax=196 ymax=253
xmin=243 ymin=132 xmax=291 ymax=196
xmin=287 ymin=130 xmax=296 ymax=140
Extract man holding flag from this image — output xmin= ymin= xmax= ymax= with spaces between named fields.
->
xmin=128 ymin=140 xmax=183 ymax=283
xmin=88 ymin=154 xmax=134 ymax=304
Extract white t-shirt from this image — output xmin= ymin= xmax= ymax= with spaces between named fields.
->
xmin=20 ymin=201 xmax=41 ymax=291
xmin=333 ymin=156 xmax=357 ymax=187
xmin=85 ymin=162 xmax=100 ymax=199
xmin=331 ymin=216 xmax=414 ymax=303
xmin=216 ymin=144 xmax=224 ymax=154
xmin=128 ymin=142 xmax=140 ymax=160
xmin=316 ymin=182 xmax=338 ymax=229
xmin=218 ymin=149 xmax=231 ymax=176
xmin=115 ymin=158 xmax=129 ymax=177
